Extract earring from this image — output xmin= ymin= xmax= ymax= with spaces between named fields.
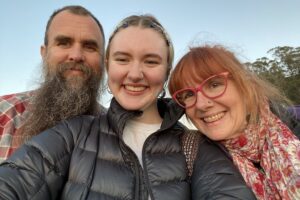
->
xmin=158 ymin=88 xmax=166 ymax=99
xmin=104 ymin=84 xmax=112 ymax=94
xmin=107 ymin=87 xmax=112 ymax=94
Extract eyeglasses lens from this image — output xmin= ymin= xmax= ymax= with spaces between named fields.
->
xmin=175 ymin=75 xmax=227 ymax=108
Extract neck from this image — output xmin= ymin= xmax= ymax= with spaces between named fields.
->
xmin=134 ymin=102 xmax=163 ymax=124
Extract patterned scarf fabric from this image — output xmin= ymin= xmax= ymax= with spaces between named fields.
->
xmin=222 ymin=107 xmax=300 ymax=200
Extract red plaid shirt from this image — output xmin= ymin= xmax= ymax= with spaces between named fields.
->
xmin=0 ymin=91 xmax=33 ymax=162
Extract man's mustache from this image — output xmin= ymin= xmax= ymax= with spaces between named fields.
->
xmin=58 ymin=62 xmax=92 ymax=78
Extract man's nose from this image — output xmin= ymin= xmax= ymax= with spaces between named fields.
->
xmin=68 ymin=45 xmax=84 ymax=62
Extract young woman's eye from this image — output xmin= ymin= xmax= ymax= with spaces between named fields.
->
xmin=145 ymin=60 xmax=159 ymax=65
xmin=115 ymin=57 xmax=129 ymax=63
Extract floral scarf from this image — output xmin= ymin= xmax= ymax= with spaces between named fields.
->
xmin=222 ymin=106 xmax=300 ymax=200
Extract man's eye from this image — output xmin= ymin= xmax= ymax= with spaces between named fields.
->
xmin=57 ymin=41 xmax=70 ymax=47
xmin=85 ymin=45 xmax=97 ymax=52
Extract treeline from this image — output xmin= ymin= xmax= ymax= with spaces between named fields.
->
xmin=245 ymin=46 xmax=300 ymax=105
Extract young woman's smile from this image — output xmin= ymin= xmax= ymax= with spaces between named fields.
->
xmin=107 ymin=26 xmax=168 ymax=115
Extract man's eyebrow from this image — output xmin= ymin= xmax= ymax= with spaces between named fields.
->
xmin=53 ymin=35 xmax=73 ymax=43
xmin=53 ymin=36 xmax=99 ymax=49
xmin=82 ymin=39 xmax=99 ymax=48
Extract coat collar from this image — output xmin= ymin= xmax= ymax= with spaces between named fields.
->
xmin=107 ymin=98 xmax=185 ymax=136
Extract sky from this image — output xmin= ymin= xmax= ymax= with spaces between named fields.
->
xmin=1 ymin=0 xmax=300 ymax=108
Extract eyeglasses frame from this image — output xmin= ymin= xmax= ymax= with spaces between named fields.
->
xmin=172 ymin=72 xmax=230 ymax=108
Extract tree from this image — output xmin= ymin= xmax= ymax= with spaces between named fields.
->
xmin=246 ymin=46 xmax=300 ymax=104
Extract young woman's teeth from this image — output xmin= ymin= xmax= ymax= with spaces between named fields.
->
xmin=203 ymin=112 xmax=224 ymax=123
xmin=125 ymin=85 xmax=145 ymax=92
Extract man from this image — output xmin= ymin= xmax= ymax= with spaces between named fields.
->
xmin=0 ymin=5 xmax=105 ymax=162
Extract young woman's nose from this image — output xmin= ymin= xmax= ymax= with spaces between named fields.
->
xmin=194 ymin=91 xmax=214 ymax=110
xmin=127 ymin=61 xmax=144 ymax=81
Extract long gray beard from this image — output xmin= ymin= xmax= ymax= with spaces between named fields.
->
xmin=21 ymin=62 xmax=102 ymax=140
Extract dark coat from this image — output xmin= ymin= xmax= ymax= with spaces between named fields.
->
xmin=0 ymin=98 xmax=255 ymax=199
xmin=192 ymin=133 xmax=256 ymax=199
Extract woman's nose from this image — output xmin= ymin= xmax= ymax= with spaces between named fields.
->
xmin=194 ymin=91 xmax=214 ymax=110
xmin=127 ymin=62 xmax=144 ymax=81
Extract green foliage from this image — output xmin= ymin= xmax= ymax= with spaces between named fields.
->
xmin=246 ymin=46 xmax=300 ymax=104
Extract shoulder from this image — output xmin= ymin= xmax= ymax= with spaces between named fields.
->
xmin=190 ymin=132 xmax=256 ymax=199
xmin=0 ymin=90 xmax=34 ymax=103
xmin=61 ymin=115 xmax=101 ymax=134
xmin=272 ymin=104 xmax=300 ymax=138
xmin=0 ymin=91 xmax=34 ymax=113
xmin=182 ymin=130 xmax=230 ymax=176
xmin=0 ymin=91 xmax=34 ymax=138
xmin=65 ymin=114 xmax=99 ymax=124
xmin=23 ymin=115 xmax=101 ymax=159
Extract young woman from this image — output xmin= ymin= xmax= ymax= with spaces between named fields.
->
xmin=169 ymin=45 xmax=300 ymax=199
xmin=0 ymin=17 xmax=255 ymax=199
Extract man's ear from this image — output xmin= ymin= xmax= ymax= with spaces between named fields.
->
xmin=40 ymin=45 xmax=46 ymax=59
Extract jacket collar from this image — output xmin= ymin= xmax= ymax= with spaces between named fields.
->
xmin=107 ymin=98 xmax=185 ymax=136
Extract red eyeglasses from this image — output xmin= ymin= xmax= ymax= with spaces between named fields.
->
xmin=172 ymin=72 xmax=229 ymax=108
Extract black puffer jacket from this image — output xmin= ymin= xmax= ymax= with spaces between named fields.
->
xmin=0 ymin=98 xmax=254 ymax=199
xmin=191 ymin=133 xmax=256 ymax=199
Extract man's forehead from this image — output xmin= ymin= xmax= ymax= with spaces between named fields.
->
xmin=47 ymin=11 xmax=103 ymax=44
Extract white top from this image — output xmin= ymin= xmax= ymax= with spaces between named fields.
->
xmin=123 ymin=120 xmax=161 ymax=165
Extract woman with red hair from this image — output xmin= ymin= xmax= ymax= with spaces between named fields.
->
xmin=169 ymin=45 xmax=300 ymax=199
